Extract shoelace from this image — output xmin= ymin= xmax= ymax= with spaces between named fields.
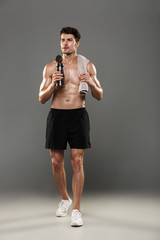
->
xmin=58 ymin=200 xmax=69 ymax=210
xmin=72 ymin=210 xmax=81 ymax=218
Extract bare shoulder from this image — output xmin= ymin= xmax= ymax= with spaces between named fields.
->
xmin=87 ymin=61 xmax=97 ymax=76
xmin=47 ymin=60 xmax=57 ymax=68
xmin=44 ymin=60 xmax=56 ymax=76
xmin=40 ymin=61 xmax=56 ymax=92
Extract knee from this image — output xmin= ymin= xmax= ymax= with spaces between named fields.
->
xmin=51 ymin=157 xmax=64 ymax=171
xmin=71 ymin=156 xmax=83 ymax=173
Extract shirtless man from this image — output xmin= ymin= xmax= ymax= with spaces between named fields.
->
xmin=39 ymin=27 xmax=103 ymax=227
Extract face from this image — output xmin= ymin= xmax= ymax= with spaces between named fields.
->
xmin=60 ymin=33 xmax=80 ymax=55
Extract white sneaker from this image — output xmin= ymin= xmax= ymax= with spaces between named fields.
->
xmin=56 ymin=197 xmax=72 ymax=217
xmin=71 ymin=209 xmax=83 ymax=227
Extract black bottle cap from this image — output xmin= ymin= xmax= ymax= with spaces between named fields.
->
xmin=55 ymin=55 xmax=62 ymax=63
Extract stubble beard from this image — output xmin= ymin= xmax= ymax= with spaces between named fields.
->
xmin=66 ymin=52 xmax=72 ymax=56
xmin=62 ymin=49 xmax=75 ymax=56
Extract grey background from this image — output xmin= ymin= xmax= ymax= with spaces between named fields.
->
xmin=0 ymin=0 xmax=160 ymax=194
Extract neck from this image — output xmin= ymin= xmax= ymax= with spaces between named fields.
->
xmin=62 ymin=52 xmax=78 ymax=64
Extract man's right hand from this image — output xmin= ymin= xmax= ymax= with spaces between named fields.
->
xmin=51 ymin=71 xmax=63 ymax=88
xmin=39 ymin=64 xmax=64 ymax=104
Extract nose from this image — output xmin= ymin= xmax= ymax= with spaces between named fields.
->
xmin=63 ymin=43 xmax=68 ymax=48
xmin=62 ymin=40 xmax=67 ymax=44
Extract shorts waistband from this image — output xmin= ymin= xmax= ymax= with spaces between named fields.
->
xmin=50 ymin=107 xmax=86 ymax=112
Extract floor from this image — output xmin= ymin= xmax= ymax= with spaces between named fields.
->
xmin=0 ymin=191 xmax=160 ymax=240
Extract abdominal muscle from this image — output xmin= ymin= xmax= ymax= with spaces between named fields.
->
xmin=51 ymin=82 xmax=85 ymax=109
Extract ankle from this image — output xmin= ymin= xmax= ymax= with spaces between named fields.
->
xmin=72 ymin=207 xmax=80 ymax=212
xmin=61 ymin=194 xmax=70 ymax=200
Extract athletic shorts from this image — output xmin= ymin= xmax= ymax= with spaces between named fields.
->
xmin=45 ymin=108 xmax=91 ymax=150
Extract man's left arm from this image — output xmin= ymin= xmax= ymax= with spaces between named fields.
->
xmin=80 ymin=62 xmax=103 ymax=100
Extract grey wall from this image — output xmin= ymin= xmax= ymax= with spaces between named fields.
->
xmin=0 ymin=0 xmax=160 ymax=194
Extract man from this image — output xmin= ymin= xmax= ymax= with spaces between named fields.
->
xmin=39 ymin=27 xmax=103 ymax=227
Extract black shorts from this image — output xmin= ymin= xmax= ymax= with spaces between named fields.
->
xmin=45 ymin=108 xmax=91 ymax=150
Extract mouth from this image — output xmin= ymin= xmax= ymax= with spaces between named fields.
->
xmin=63 ymin=47 xmax=69 ymax=50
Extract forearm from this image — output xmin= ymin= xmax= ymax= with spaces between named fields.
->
xmin=89 ymin=82 xmax=103 ymax=101
xmin=39 ymin=84 xmax=56 ymax=104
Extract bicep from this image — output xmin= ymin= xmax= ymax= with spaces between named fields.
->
xmin=91 ymin=75 xmax=101 ymax=88
xmin=40 ymin=65 xmax=52 ymax=92
xmin=87 ymin=62 xmax=102 ymax=88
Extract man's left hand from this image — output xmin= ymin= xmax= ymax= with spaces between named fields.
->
xmin=79 ymin=73 xmax=92 ymax=86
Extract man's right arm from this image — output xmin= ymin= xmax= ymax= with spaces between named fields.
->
xmin=39 ymin=63 xmax=62 ymax=104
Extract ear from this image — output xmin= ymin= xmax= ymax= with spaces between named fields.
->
xmin=76 ymin=41 xmax=80 ymax=48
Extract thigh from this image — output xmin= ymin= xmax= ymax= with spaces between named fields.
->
xmin=70 ymin=149 xmax=84 ymax=160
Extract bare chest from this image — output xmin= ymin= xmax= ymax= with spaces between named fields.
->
xmin=63 ymin=62 xmax=79 ymax=86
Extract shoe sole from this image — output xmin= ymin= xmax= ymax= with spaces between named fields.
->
xmin=71 ymin=220 xmax=83 ymax=227
xmin=71 ymin=223 xmax=83 ymax=227
xmin=56 ymin=213 xmax=67 ymax=217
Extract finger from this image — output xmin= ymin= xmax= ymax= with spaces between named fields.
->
xmin=55 ymin=71 xmax=63 ymax=75
xmin=80 ymin=74 xmax=86 ymax=77
xmin=81 ymin=73 xmax=89 ymax=76
xmin=80 ymin=75 xmax=86 ymax=79
xmin=56 ymin=76 xmax=63 ymax=80
xmin=54 ymin=76 xmax=63 ymax=80
xmin=55 ymin=72 xmax=63 ymax=75
xmin=53 ymin=74 xmax=63 ymax=79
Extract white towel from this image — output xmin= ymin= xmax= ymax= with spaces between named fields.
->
xmin=78 ymin=55 xmax=89 ymax=96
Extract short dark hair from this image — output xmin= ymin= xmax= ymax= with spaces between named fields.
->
xmin=60 ymin=27 xmax=81 ymax=42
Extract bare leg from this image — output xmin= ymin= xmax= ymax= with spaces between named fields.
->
xmin=49 ymin=149 xmax=69 ymax=200
xmin=70 ymin=149 xmax=85 ymax=212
